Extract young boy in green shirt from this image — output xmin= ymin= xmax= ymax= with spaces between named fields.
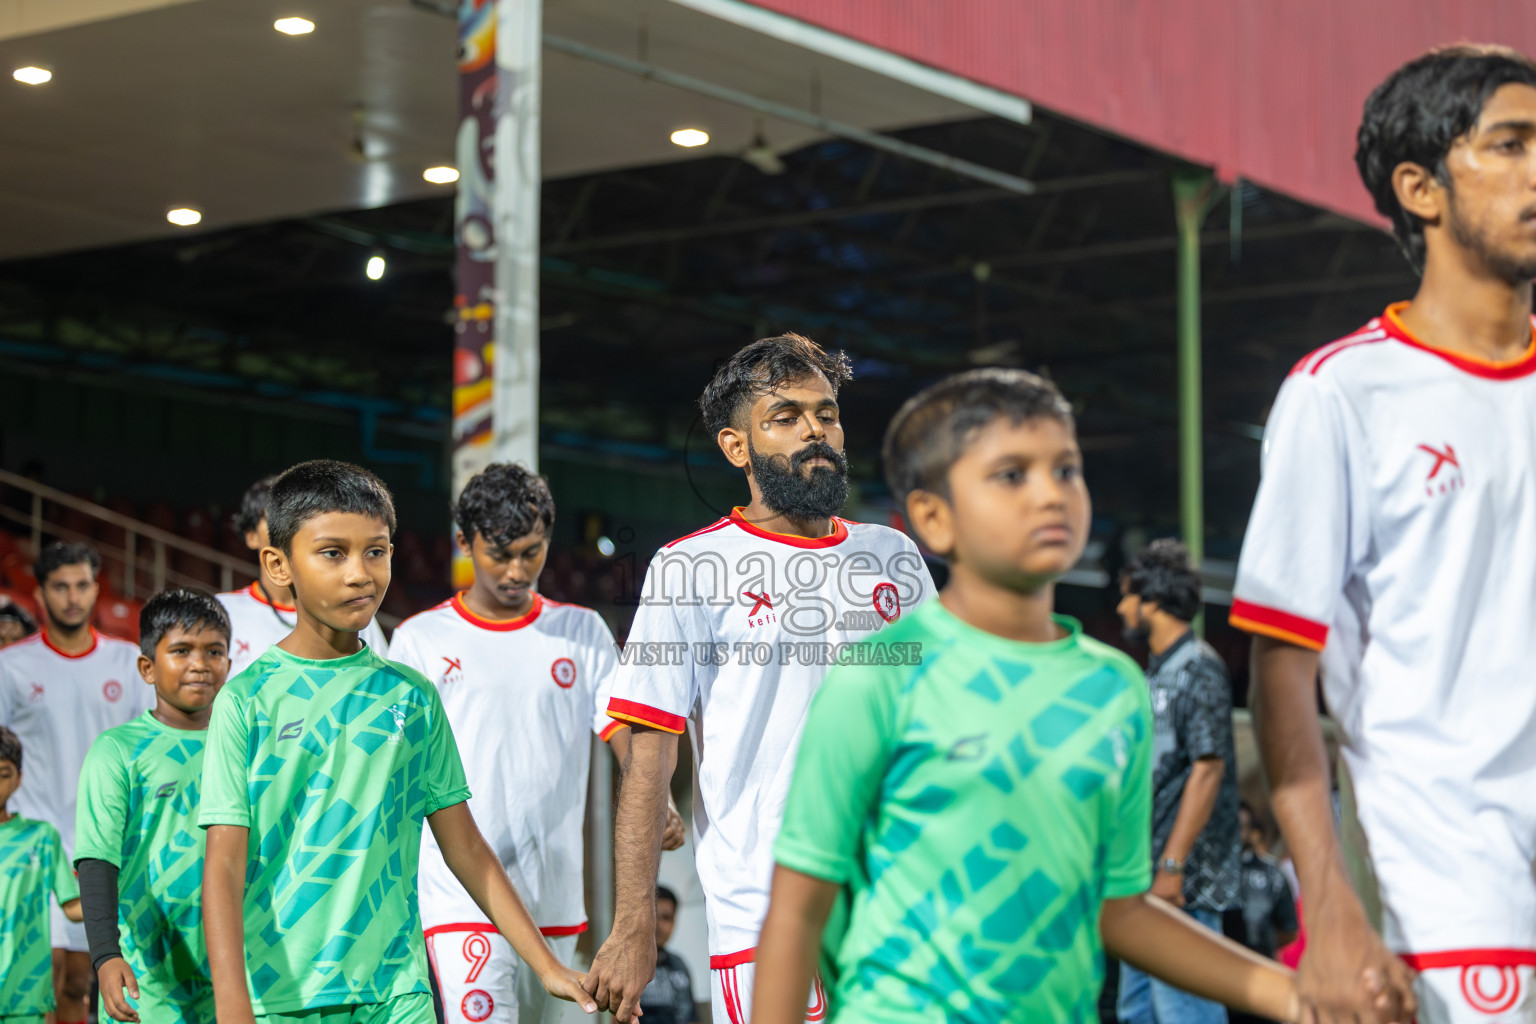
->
xmin=75 ymin=588 xmax=233 ymax=1023
xmin=199 ymin=460 xmax=594 ymax=1024
xmin=754 ymin=370 xmax=1299 ymax=1023
xmin=0 ymin=726 xmax=83 ymax=1024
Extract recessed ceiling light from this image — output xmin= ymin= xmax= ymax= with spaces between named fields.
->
xmin=166 ymin=208 xmax=202 ymax=227
xmin=274 ymin=17 xmax=315 ymax=35
xmin=12 ymin=67 xmax=52 ymax=86
xmin=670 ymin=128 xmax=709 ymax=148
xmin=366 ymin=255 xmax=386 ymax=281
xmin=423 ymin=166 xmax=459 ymax=184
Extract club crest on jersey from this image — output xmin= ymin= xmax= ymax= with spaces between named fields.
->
xmin=1460 ymin=964 xmax=1521 ymax=1015
xmin=873 ymin=582 xmax=901 ymax=623
xmin=462 ymin=991 xmax=494 ymax=1022
xmin=103 ymin=680 xmax=122 ymax=703
xmin=1418 ymin=442 xmax=1465 ymax=497
xmin=743 ymin=590 xmax=777 ymax=628
xmin=551 ymin=657 xmax=577 ymax=688
xmin=441 ymin=656 xmax=464 ymax=687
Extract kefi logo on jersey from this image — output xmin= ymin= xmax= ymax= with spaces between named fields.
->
xmin=277 ymin=719 xmax=304 ymax=742
xmin=872 ymin=582 xmax=901 ymax=623
xmin=462 ymin=990 xmax=494 ymax=1022
xmin=551 ymin=657 xmax=577 ymax=689
xmin=154 ymin=782 xmax=177 ymax=799
xmin=102 ymin=680 xmax=122 ymax=703
xmin=27 ymin=683 xmax=43 ymax=704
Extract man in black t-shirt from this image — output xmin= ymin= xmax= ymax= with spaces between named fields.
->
xmin=638 ymin=886 xmax=700 ymax=1024
xmin=1237 ymin=802 xmax=1299 ymax=960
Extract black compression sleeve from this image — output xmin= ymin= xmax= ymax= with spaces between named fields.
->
xmin=75 ymin=858 xmax=124 ymax=971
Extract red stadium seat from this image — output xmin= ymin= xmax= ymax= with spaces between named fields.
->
xmin=95 ymin=595 xmax=142 ymax=643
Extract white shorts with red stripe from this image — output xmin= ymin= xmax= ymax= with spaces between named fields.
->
xmin=1403 ymin=951 xmax=1536 ymax=1024
xmin=426 ymin=922 xmax=582 ymax=1024
xmin=710 ymin=950 xmax=826 ymax=1024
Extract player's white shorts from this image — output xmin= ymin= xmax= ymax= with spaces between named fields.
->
xmin=710 ymin=957 xmax=826 ymax=1024
xmin=51 ymin=903 xmax=87 ymax=952
xmin=426 ymin=923 xmax=578 ymax=1024
xmin=1402 ymin=954 xmax=1536 ymax=1024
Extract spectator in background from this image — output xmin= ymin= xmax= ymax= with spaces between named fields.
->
xmin=1237 ymin=801 xmax=1299 ymax=960
xmin=1115 ymin=539 xmax=1242 ymax=1024
xmin=0 ymin=598 xmax=35 ymax=647
xmin=639 ymin=886 xmax=700 ymax=1024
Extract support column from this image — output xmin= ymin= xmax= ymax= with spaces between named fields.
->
xmin=1172 ymin=167 xmax=1214 ymax=627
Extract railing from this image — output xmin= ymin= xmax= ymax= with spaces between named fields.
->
xmin=0 ymin=467 xmax=259 ymax=598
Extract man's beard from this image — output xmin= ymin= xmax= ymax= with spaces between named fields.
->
xmin=748 ymin=439 xmax=850 ymax=521
xmin=44 ymin=605 xmax=89 ymax=633
xmin=1448 ymin=192 xmax=1536 ymax=283
xmin=1121 ymin=620 xmax=1150 ymax=645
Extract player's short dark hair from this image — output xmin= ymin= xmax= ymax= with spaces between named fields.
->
xmin=232 ymin=475 xmax=278 ymax=535
xmin=0 ymin=726 xmax=20 ymax=771
xmin=1357 ymin=44 xmax=1536 ymax=272
xmin=698 ymin=333 xmax=853 ymax=437
xmin=656 ymin=884 xmax=678 ymax=907
xmin=34 ymin=541 xmax=101 ymax=585
xmin=454 ymin=464 xmax=556 ymax=549
xmin=0 ymin=599 xmax=36 ymax=637
xmin=1121 ymin=538 xmax=1202 ymax=623
xmin=882 ymin=368 xmax=1075 ymax=505
xmin=138 ymin=589 xmax=231 ymax=658
xmin=265 ymin=460 xmax=397 ymax=553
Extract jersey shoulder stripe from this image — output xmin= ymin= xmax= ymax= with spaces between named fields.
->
xmin=664 ymin=518 xmax=731 ymax=549
xmin=1288 ymin=321 xmax=1388 ymax=377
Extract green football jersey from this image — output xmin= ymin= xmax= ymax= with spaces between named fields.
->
xmin=74 ymin=710 xmax=213 ymax=1022
xmin=0 ymin=815 xmax=78 ymax=1015
xmin=199 ymin=644 xmax=471 ymax=1015
xmin=774 ymin=600 xmax=1153 ymax=1023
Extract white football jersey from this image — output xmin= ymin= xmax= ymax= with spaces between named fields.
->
xmin=607 ymin=507 xmax=933 ymax=959
xmin=1233 ymin=303 xmax=1536 ymax=953
xmin=0 ymin=629 xmax=148 ymax=852
xmin=390 ymin=592 xmax=619 ymax=933
xmin=218 ymin=582 xmax=389 ymax=678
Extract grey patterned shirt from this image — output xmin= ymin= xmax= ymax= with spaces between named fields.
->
xmin=1146 ymin=630 xmax=1241 ymax=911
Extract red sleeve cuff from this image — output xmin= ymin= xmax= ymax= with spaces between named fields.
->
xmin=598 ymin=720 xmax=626 ymax=743
xmin=606 ymin=698 xmax=687 ymax=735
xmin=1229 ymin=598 xmax=1328 ymax=651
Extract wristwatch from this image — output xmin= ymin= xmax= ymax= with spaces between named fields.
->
xmin=1160 ymin=857 xmax=1185 ymax=874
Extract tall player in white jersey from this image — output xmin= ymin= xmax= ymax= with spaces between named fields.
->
xmin=585 ymin=334 xmax=934 ymax=1023
xmin=390 ymin=463 xmax=685 ymax=1024
xmin=1235 ymin=45 xmax=1536 ymax=1024
xmin=218 ymin=474 xmax=388 ymax=676
xmin=0 ymin=542 xmax=147 ymax=1023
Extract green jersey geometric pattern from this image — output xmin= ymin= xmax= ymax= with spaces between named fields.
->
xmin=74 ymin=711 xmax=214 ymax=1024
xmin=774 ymin=601 xmax=1153 ymax=1024
xmin=0 ymin=816 xmax=78 ymax=1015
xmin=199 ymin=645 xmax=471 ymax=1015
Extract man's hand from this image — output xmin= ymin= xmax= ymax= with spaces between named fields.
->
xmin=1150 ymin=870 xmax=1185 ymax=907
xmin=584 ymin=923 xmax=658 ymax=1023
xmin=539 ymin=963 xmax=599 ymax=1014
xmin=1297 ymin=889 xmax=1416 ymax=1024
xmin=662 ymin=798 xmax=686 ymax=851
xmin=97 ymin=958 xmax=141 ymax=1023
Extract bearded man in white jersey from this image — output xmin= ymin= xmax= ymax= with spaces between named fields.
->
xmin=218 ymin=474 xmax=388 ymax=676
xmin=585 ymin=333 xmax=934 ymax=1023
xmin=390 ymin=463 xmax=685 ymax=1024
xmin=0 ymin=542 xmax=146 ymax=1024
xmin=1234 ymin=45 xmax=1536 ymax=1024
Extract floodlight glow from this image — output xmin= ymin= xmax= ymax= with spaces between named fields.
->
xmin=166 ymin=208 xmax=202 ymax=226
xmin=366 ymin=256 xmax=386 ymax=280
xmin=274 ymin=17 xmax=315 ymax=35
xmin=423 ymin=166 xmax=460 ymax=184
xmin=596 ymin=536 xmax=615 ymax=556
xmin=12 ymin=67 xmax=52 ymax=85
xmin=670 ymin=128 xmax=709 ymax=148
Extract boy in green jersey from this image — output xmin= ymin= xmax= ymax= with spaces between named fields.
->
xmin=0 ymin=726 xmax=83 ymax=1024
xmin=754 ymin=370 xmax=1300 ymax=1024
xmin=199 ymin=460 xmax=594 ymax=1024
xmin=75 ymin=589 xmax=232 ymax=1023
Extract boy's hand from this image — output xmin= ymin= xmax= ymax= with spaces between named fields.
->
xmin=97 ymin=958 xmax=141 ymax=1023
xmin=1298 ymin=898 xmax=1416 ymax=1024
xmin=661 ymin=800 xmax=686 ymax=852
xmin=539 ymin=964 xmax=601 ymax=1015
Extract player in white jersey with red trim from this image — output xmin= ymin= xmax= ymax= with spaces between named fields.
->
xmin=0 ymin=542 xmax=146 ymax=1023
xmin=586 ymin=334 xmax=934 ymax=1023
xmin=218 ymin=474 xmax=388 ymax=676
xmin=1234 ymin=46 xmax=1536 ymax=1024
xmin=390 ymin=464 xmax=684 ymax=1024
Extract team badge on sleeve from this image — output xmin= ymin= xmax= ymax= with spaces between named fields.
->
xmin=873 ymin=582 xmax=901 ymax=623
xmin=462 ymin=990 xmax=495 ymax=1022
xmin=550 ymin=657 xmax=577 ymax=689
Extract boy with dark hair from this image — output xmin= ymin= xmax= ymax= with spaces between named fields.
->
xmin=1235 ymin=802 xmax=1298 ymax=963
xmin=391 ymin=463 xmax=683 ymax=1024
xmin=0 ymin=599 xmax=35 ymax=648
xmin=638 ymin=886 xmax=700 ymax=1024
xmin=0 ymin=541 xmax=145 ymax=1022
xmin=219 ymin=474 xmax=389 ymax=678
xmin=753 ymin=369 xmax=1297 ymax=1024
xmin=1236 ymin=43 xmax=1536 ymax=1024
xmin=74 ymin=589 xmax=232 ymax=1024
xmin=199 ymin=459 xmax=593 ymax=1024
xmin=0 ymin=724 xmax=84 ymax=1023
xmin=1116 ymin=539 xmax=1241 ymax=1024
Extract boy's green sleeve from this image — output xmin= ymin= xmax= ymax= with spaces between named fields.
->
xmin=423 ymin=681 xmax=471 ymax=815
xmin=198 ymin=685 xmax=252 ymax=829
xmin=49 ymin=827 xmax=79 ymax=904
xmin=1103 ymin=691 xmax=1155 ymax=899
xmin=773 ymin=662 xmax=899 ymax=884
xmin=74 ymin=734 xmax=129 ymax=868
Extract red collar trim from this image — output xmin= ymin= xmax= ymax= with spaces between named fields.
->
xmin=728 ymin=507 xmax=849 ymax=549
xmin=42 ymin=627 xmax=99 ymax=659
xmin=1381 ymin=302 xmax=1536 ymax=380
xmin=247 ymin=582 xmax=296 ymax=614
xmin=450 ymin=592 xmax=543 ymax=631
